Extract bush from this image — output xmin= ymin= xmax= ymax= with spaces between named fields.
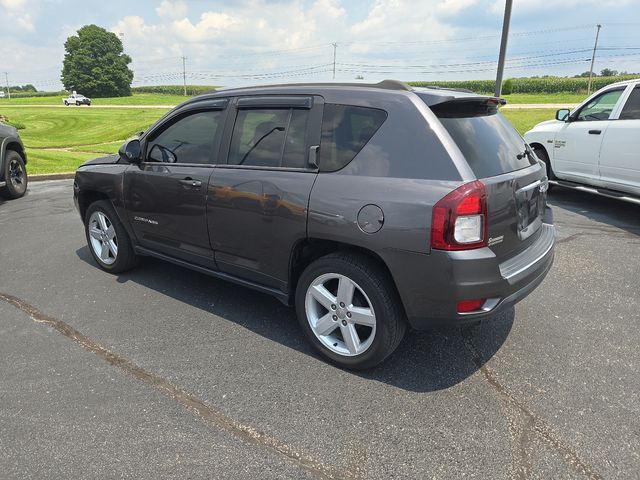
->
xmin=502 ymin=78 xmax=514 ymax=95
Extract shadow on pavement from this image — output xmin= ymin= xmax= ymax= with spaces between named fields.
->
xmin=549 ymin=188 xmax=640 ymax=237
xmin=76 ymin=246 xmax=513 ymax=393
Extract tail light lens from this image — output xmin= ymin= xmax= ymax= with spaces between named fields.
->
xmin=431 ymin=181 xmax=488 ymax=250
xmin=457 ymin=299 xmax=486 ymax=313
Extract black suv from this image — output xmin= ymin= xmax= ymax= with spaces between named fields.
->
xmin=74 ymin=80 xmax=555 ymax=369
xmin=0 ymin=123 xmax=28 ymax=199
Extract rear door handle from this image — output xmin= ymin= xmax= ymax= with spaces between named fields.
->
xmin=179 ymin=178 xmax=202 ymax=188
xmin=588 ymin=129 xmax=602 ymax=135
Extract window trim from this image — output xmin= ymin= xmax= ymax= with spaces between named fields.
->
xmin=618 ymin=84 xmax=640 ymax=121
xmin=318 ymin=103 xmax=388 ymax=173
xmin=141 ymin=106 xmax=228 ymax=166
xmin=219 ymin=96 xmax=322 ymax=172
xmin=571 ymin=87 xmax=626 ymax=122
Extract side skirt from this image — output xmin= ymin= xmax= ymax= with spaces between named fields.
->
xmin=134 ymin=246 xmax=292 ymax=306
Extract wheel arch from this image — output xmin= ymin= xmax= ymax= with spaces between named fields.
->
xmin=288 ymin=238 xmax=405 ymax=313
xmin=77 ymin=190 xmax=112 ymax=222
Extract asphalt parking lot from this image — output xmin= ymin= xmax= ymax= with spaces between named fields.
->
xmin=1 ymin=180 xmax=638 ymax=479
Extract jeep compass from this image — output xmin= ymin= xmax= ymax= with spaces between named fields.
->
xmin=74 ymin=80 xmax=555 ymax=369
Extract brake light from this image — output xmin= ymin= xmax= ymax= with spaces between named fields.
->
xmin=431 ymin=180 xmax=488 ymax=250
xmin=457 ymin=299 xmax=486 ymax=313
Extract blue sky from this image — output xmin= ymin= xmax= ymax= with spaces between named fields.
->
xmin=1 ymin=0 xmax=639 ymax=91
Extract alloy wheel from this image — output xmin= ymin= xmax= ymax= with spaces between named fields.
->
xmin=305 ymin=273 xmax=377 ymax=356
xmin=9 ymin=158 xmax=25 ymax=192
xmin=88 ymin=211 xmax=118 ymax=265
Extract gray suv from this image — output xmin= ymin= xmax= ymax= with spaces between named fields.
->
xmin=73 ymin=80 xmax=555 ymax=369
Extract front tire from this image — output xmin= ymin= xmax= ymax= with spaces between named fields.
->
xmin=84 ymin=200 xmax=138 ymax=273
xmin=295 ymin=252 xmax=406 ymax=370
xmin=64 ymin=101 xmax=69 ymax=106
xmin=532 ymin=144 xmax=556 ymax=181
xmin=0 ymin=150 xmax=27 ymax=199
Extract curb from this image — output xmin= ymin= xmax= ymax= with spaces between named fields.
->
xmin=30 ymin=173 xmax=75 ymax=182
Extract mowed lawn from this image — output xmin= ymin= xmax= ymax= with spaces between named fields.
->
xmin=0 ymin=106 xmax=168 ymax=174
xmin=0 ymin=103 xmax=557 ymax=175
xmin=0 ymin=93 xmax=189 ymax=106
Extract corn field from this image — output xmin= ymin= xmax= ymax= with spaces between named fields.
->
xmin=409 ymin=75 xmax=637 ymax=94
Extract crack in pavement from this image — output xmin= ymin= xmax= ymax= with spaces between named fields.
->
xmin=0 ymin=292 xmax=360 ymax=480
xmin=460 ymin=329 xmax=603 ymax=480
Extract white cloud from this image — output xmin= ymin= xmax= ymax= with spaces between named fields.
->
xmin=0 ymin=0 xmax=35 ymax=31
xmin=155 ymin=0 xmax=187 ymax=19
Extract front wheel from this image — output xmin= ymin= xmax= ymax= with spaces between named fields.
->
xmin=0 ymin=150 xmax=27 ymax=199
xmin=64 ymin=101 xmax=69 ymax=106
xmin=295 ymin=253 xmax=406 ymax=370
xmin=84 ymin=200 xmax=138 ymax=273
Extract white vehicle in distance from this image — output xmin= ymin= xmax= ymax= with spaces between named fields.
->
xmin=64 ymin=92 xmax=91 ymax=106
xmin=0 ymin=91 xmax=5 ymax=98
xmin=525 ymin=78 xmax=640 ymax=204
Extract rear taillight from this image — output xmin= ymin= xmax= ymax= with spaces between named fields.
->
xmin=457 ymin=299 xmax=486 ymax=313
xmin=431 ymin=180 xmax=488 ymax=251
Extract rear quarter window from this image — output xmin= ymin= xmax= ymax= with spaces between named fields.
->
xmin=319 ymin=104 xmax=387 ymax=172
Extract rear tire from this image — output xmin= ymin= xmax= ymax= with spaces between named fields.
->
xmin=84 ymin=200 xmax=138 ymax=273
xmin=0 ymin=150 xmax=27 ymax=199
xmin=295 ymin=252 xmax=406 ymax=370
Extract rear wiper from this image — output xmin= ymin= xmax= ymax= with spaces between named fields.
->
xmin=517 ymin=146 xmax=534 ymax=160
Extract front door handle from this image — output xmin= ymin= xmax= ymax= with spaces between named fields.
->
xmin=179 ymin=178 xmax=202 ymax=188
xmin=588 ymin=129 xmax=602 ymax=135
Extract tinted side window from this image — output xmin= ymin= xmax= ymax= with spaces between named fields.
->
xmin=147 ymin=110 xmax=222 ymax=164
xmin=319 ymin=104 xmax=387 ymax=172
xmin=576 ymin=89 xmax=624 ymax=121
xmin=228 ymin=108 xmax=309 ymax=168
xmin=620 ymin=86 xmax=640 ymax=120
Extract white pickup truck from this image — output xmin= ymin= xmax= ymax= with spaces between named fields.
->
xmin=525 ymin=79 xmax=640 ymax=204
xmin=63 ymin=93 xmax=91 ymax=106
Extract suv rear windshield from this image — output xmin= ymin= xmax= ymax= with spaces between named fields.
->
xmin=431 ymin=100 xmax=536 ymax=178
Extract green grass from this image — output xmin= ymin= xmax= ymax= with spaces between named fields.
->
xmin=69 ymin=141 xmax=124 ymax=154
xmin=0 ymin=107 xmax=167 ymax=148
xmin=502 ymin=93 xmax=585 ymax=104
xmin=0 ymin=93 xmax=189 ymax=106
xmin=25 ymin=149 xmax=96 ymax=175
xmin=0 ymin=106 xmax=168 ymax=174
xmin=501 ymin=109 xmax=556 ymax=135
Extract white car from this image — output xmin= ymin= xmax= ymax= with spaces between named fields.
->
xmin=0 ymin=91 xmax=5 ymax=98
xmin=525 ymin=78 xmax=640 ymax=203
xmin=63 ymin=93 xmax=91 ymax=106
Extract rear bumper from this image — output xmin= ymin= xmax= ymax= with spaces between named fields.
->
xmin=382 ymin=209 xmax=555 ymax=329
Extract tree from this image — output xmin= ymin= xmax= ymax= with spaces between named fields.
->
xmin=574 ymin=71 xmax=593 ymax=78
xmin=600 ymin=68 xmax=618 ymax=77
xmin=61 ymin=25 xmax=133 ymax=97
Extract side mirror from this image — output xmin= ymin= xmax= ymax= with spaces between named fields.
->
xmin=555 ymin=109 xmax=571 ymax=122
xmin=119 ymin=139 xmax=142 ymax=163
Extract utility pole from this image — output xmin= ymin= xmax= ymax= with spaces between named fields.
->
xmin=181 ymin=56 xmax=187 ymax=96
xmin=587 ymin=24 xmax=602 ymax=95
xmin=4 ymin=72 xmax=10 ymax=100
xmin=331 ymin=43 xmax=337 ymax=80
xmin=494 ymin=0 xmax=513 ymax=97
